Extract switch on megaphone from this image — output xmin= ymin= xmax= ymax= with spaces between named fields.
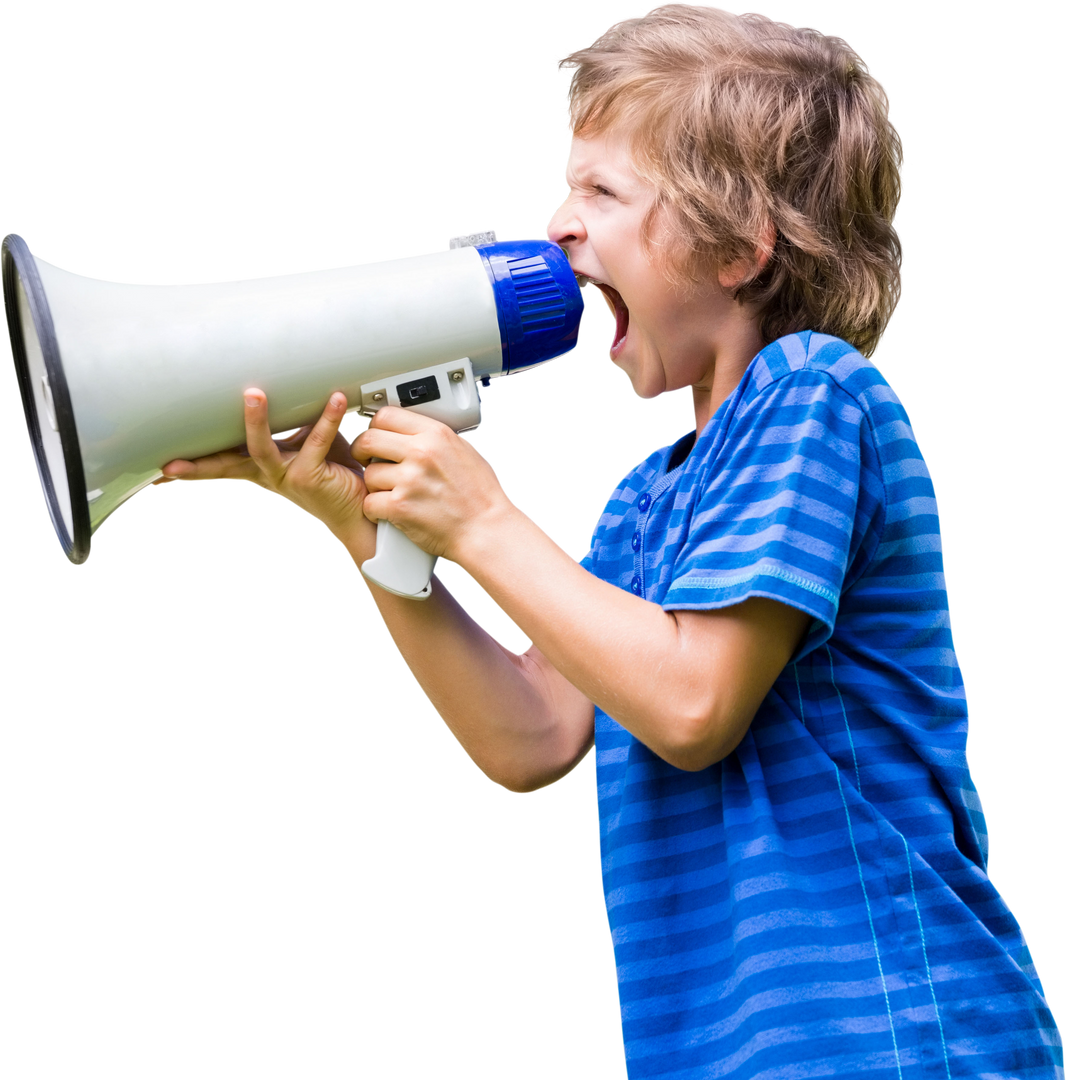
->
xmin=2 ymin=233 xmax=583 ymax=598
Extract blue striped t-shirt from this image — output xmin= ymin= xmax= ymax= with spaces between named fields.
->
xmin=583 ymin=332 xmax=1062 ymax=1078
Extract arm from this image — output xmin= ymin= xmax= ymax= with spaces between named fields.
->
xmin=453 ymin=512 xmax=808 ymax=771
xmin=355 ymin=406 xmax=810 ymax=774
xmin=369 ymin=585 xmax=594 ymax=791
xmin=162 ymin=390 xmax=595 ymax=791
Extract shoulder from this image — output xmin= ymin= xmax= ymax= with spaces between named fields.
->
xmin=737 ymin=332 xmax=905 ymax=425
xmin=711 ymin=333 xmax=921 ymax=487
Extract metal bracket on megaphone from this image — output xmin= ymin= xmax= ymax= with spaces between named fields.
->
xmin=449 ymin=231 xmax=497 ymax=250
xmin=356 ymin=357 xmax=482 ymax=601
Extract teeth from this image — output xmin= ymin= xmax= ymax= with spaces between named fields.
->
xmin=574 ymin=274 xmax=607 ymax=288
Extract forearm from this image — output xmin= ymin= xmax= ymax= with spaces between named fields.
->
xmin=453 ymin=503 xmax=704 ymax=768
xmin=356 ymin=555 xmax=594 ymax=791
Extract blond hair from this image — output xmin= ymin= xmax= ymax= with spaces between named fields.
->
xmin=561 ymin=6 xmax=902 ymax=356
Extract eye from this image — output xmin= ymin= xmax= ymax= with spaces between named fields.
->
xmin=561 ymin=182 xmax=613 ymax=201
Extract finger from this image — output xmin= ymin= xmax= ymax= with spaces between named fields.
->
xmin=361 ymin=459 xmax=403 ymax=494
xmin=367 ymin=406 xmax=444 ymax=443
xmin=243 ymin=390 xmax=287 ymax=470
xmin=294 ymin=392 xmax=348 ymax=469
xmin=161 ymin=449 xmax=259 ymax=481
xmin=352 ymin=425 xmax=415 ymax=467
xmin=161 ymin=457 xmax=198 ymax=479
xmin=368 ymin=405 xmax=442 ymax=435
xmin=359 ymin=407 xmax=457 ymax=466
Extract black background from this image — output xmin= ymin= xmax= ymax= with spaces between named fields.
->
xmin=2 ymin=4 xmax=1049 ymax=1075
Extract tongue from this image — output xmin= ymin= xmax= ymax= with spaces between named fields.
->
xmin=613 ymin=301 xmax=630 ymax=349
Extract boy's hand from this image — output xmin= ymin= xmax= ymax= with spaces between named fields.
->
xmin=352 ymin=406 xmax=513 ymax=564
xmin=159 ymin=389 xmax=375 ymax=556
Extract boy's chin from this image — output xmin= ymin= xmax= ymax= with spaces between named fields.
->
xmin=629 ymin=382 xmax=662 ymax=400
xmin=621 ymin=368 xmax=665 ymax=401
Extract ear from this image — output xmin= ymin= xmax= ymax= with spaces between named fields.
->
xmin=717 ymin=222 xmax=776 ymax=291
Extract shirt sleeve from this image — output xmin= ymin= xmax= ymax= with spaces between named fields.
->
xmin=662 ymin=369 xmax=884 ymax=655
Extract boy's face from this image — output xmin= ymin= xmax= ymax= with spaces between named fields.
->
xmin=547 ymin=133 xmax=739 ymax=400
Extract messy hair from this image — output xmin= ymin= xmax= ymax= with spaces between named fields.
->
xmin=561 ymin=5 xmax=902 ymax=356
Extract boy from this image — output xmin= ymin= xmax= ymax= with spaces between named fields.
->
xmin=164 ymin=6 xmax=1062 ymax=1076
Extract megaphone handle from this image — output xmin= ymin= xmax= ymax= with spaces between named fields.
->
xmin=361 ymin=520 xmax=437 ymax=600
xmin=362 ymin=520 xmax=438 ymax=600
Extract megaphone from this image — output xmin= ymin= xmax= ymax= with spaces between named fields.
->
xmin=2 ymin=232 xmax=583 ymax=598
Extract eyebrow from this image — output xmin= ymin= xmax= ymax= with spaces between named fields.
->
xmin=568 ymin=161 xmax=623 ymax=190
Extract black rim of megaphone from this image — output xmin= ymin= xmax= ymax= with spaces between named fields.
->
xmin=2 ymin=234 xmax=91 ymax=563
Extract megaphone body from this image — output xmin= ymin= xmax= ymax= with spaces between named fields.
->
xmin=3 ymin=234 xmax=583 ymax=597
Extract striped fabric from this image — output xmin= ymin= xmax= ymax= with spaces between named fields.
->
xmin=582 ymin=333 xmax=1062 ymax=1078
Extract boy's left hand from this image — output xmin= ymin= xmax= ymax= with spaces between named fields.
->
xmin=352 ymin=406 xmax=513 ymax=564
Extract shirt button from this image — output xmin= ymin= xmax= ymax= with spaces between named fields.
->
xmin=638 ymin=494 xmax=651 ymax=512
xmin=630 ymin=577 xmax=641 ymax=594
xmin=631 ymin=533 xmax=641 ymax=552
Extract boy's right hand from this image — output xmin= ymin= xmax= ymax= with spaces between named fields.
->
xmin=159 ymin=389 xmax=375 ymax=559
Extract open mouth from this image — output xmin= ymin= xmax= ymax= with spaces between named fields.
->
xmin=589 ymin=280 xmax=630 ymax=356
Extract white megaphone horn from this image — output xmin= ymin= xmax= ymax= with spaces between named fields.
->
xmin=2 ymin=232 xmax=583 ymax=599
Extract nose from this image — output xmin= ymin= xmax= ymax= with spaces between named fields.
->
xmin=547 ymin=194 xmax=585 ymax=248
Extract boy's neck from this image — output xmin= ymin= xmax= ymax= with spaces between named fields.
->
xmin=691 ymin=318 xmax=766 ymax=435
